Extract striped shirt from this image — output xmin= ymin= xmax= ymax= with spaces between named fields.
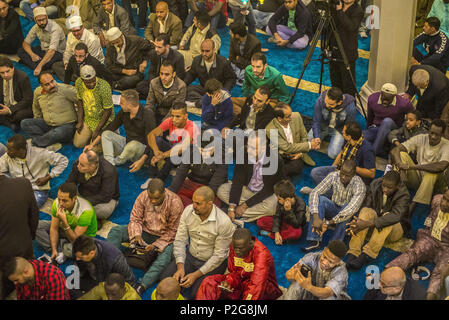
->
xmin=16 ymin=260 xmax=70 ymax=300
xmin=309 ymin=171 xmax=366 ymax=224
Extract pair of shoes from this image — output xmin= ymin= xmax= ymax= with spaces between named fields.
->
xmin=301 ymin=240 xmax=321 ymax=253
xmin=140 ymin=178 xmax=153 ymax=189
xmin=46 ymin=143 xmax=62 ymax=152
xmin=136 ymin=284 xmax=147 ymax=297
xmin=258 ymin=230 xmax=271 ymax=237
xmin=346 ymin=253 xmax=373 ymax=270
xmin=300 ymin=186 xmax=313 ymax=195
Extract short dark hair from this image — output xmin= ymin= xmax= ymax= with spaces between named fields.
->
xmin=72 ymin=235 xmax=96 ymax=255
xmin=327 ymin=240 xmax=347 ymax=259
xmin=341 ymin=158 xmax=357 ymax=173
xmin=7 ymin=134 xmax=27 ymax=150
xmin=327 ymin=87 xmax=344 ymax=102
xmin=38 ymin=71 xmax=53 ymax=84
xmin=172 ymin=102 xmax=187 ymax=114
xmin=148 ymin=178 xmax=165 ymax=194
xmin=1 ymin=257 xmax=19 ymax=278
xmin=233 ymin=228 xmax=252 ymax=242
xmin=74 ymin=42 xmax=89 ymax=53
xmin=195 ymin=9 xmax=211 ymax=27
xmin=0 ymin=55 xmax=14 ymax=68
xmin=160 ymin=60 xmax=174 ymax=73
xmin=204 ymin=78 xmax=223 ymax=94
xmin=251 ymin=52 xmax=267 ymax=65
xmin=344 ymin=121 xmax=362 ymax=140
xmin=431 ymin=118 xmax=447 ymax=133
xmin=426 ymin=16 xmax=441 ymax=30
xmin=121 ymin=89 xmax=140 ymax=107
xmin=105 ymin=273 xmax=125 ymax=289
xmin=383 ymin=170 xmax=401 ymax=186
xmin=229 ymin=22 xmax=247 ymax=37
xmin=256 ymin=85 xmax=272 ymax=99
xmin=274 ymin=179 xmax=296 ymax=198
xmin=155 ymin=33 xmax=170 ymax=46
xmin=407 ymin=109 xmax=422 ymax=121
xmin=58 ymin=182 xmax=78 ymax=198
xmin=274 ymin=102 xmax=291 ymax=118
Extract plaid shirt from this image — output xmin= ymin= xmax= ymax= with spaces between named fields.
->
xmin=16 ymin=260 xmax=70 ymax=300
xmin=309 ymin=171 xmax=365 ymax=224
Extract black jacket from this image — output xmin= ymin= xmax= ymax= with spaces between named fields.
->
xmin=229 ymin=34 xmax=261 ymax=70
xmin=0 ymin=69 xmax=33 ymax=117
xmin=0 ymin=7 xmax=23 ymax=53
xmin=229 ymin=147 xmax=285 ymax=208
xmin=65 ymin=158 xmax=120 ymax=206
xmin=272 ymin=195 xmax=306 ymax=233
xmin=77 ymin=239 xmax=136 ymax=289
xmin=268 ymin=2 xmax=313 ymax=44
xmin=0 ymin=175 xmax=39 ymax=261
xmin=147 ymin=48 xmax=186 ymax=82
xmin=364 ymin=177 xmax=410 ymax=232
xmin=64 ymin=54 xmax=114 ymax=86
xmin=363 ymin=278 xmax=427 ymax=300
xmin=329 ymin=3 xmax=364 ymax=62
xmin=227 ymin=96 xmax=276 ymax=130
xmin=406 ymin=64 xmax=449 ymax=119
xmin=184 ymin=54 xmax=236 ymax=92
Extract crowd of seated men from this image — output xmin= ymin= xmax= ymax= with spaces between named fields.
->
xmin=1 ymin=0 xmax=449 ymax=301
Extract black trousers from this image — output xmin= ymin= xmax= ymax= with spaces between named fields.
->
xmin=186 ymin=84 xmax=205 ymax=108
xmin=112 ymin=72 xmax=144 ymax=90
xmin=0 ymin=108 xmax=33 ymax=130
xmin=160 ymin=250 xmax=228 ymax=300
xmin=329 ymin=60 xmax=357 ymax=97
xmin=283 ymin=157 xmax=304 ymax=177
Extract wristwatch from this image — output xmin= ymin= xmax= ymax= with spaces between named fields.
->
xmin=324 ymin=220 xmax=330 ymax=226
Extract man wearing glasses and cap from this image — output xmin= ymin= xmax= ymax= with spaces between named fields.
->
xmin=73 ymin=65 xmax=115 ymax=149
xmin=104 ymin=27 xmax=151 ymax=90
xmin=53 ymin=15 xmax=104 ymax=82
xmin=18 ymin=6 xmax=66 ymax=77
xmin=364 ymin=83 xmax=415 ymax=156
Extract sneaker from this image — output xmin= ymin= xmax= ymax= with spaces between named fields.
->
xmin=301 ymin=240 xmax=321 ymax=253
xmin=140 ymin=178 xmax=152 ymax=190
xmin=136 ymin=284 xmax=147 ymax=297
xmin=300 ymin=186 xmax=313 ymax=195
xmin=268 ymin=37 xmax=276 ymax=43
xmin=384 ymin=164 xmax=393 ymax=175
xmin=46 ymin=143 xmax=62 ymax=152
xmin=55 ymin=252 xmax=67 ymax=265
xmin=258 ymin=230 xmax=271 ymax=237
xmin=346 ymin=253 xmax=372 ymax=270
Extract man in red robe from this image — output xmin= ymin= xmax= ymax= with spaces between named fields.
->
xmin=196 ymin=228 xmax=282 ymax=300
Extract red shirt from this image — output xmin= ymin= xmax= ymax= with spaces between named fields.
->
xmin=205 ymin=0 xmax=228 ymax=20
xmin=16 ymin=260 xmax=70 ymax=300
xmin=159 ymin=118 xmax=199 ymax=145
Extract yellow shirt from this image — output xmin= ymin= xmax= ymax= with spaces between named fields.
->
xmin=78 ymin=282 xmax=141 ymax=300
xmin=151 ymin=288 xmax=184 ymax=300
xmin=431 ymin=210 xmax=449 ymax=241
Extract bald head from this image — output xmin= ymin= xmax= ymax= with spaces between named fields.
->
xmin=202 ymin=39 xmax=215 ymax=50
xmin=194 ymin=186 xmax=215 ymax=203
xmin=156 ymin=277 xmax=181 ymax=300
xmin=381 ymin=267 xmax=406 ymax=287
xmin=411 ymin=69 xmax=430 ymax=89
xmin=156 ymin=1 xmax=169 ymax=20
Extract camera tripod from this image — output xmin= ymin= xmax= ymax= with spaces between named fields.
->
xmin=289 ymin=7 xmax=368 ymax=120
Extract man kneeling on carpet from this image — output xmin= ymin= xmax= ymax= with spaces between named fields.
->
xmin=35 ymin=182 xmax=98 ymax=265
xmin=257 ymin=179 xmax=306 ymax=245
xmin=385 ymin=190 xmax=449 ymax=300
xmin=196 ymin=227 xmax=282 ymax=300
xmin=345 ymin=171 xmax=410 ymax=270
xmin=107 ymin=178 xmax=184 ymax=296
xmin=282 ymin=240 xmax=350 ymax=300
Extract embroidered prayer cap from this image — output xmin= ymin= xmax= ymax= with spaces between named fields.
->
xmin=327 ymin=240 xmax=347 ymax=259
xmin=381 ymin=83 xmax=398 ymax=95
xmin=105 ymin=27 xmax=122 ymax=41
xmin=80 ymin=65 xmax=96 ymax=80
xmin=68 ymin=15 xmax=83 ymax=30
xmin=33 ymin=7 xmax=48 ymax=18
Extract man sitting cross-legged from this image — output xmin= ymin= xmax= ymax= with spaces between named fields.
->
xmin=107 ymin=178 xmax=184 ymax=296
xmin=390 ymin=119 xmax=449 ymax=230
xmin=301 ymin=159 xmax=365 ymax=253
xmin=282 ymin=240 xmax=350 ymax=300
xmin=345 ymin=171 xmax=410 ymax=270
xmin=35 ymin=182 xmax=97 ymax=264
xmin=79 ymin=273 xmax=141 ymax=300
xmin=386 ymin=190 xmax=449 ymax=300
xmin=196 ymin=228 xmax=283 ymax=300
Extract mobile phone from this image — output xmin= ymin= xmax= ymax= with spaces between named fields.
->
xmin=38 ymin=254 xmax=52 ymax=263
xmin=300 ymin=264 xmax=312 ymax=277
xmin=218 ymin=285 xmax=233 ymax=292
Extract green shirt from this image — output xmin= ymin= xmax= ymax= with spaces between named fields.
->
xmin=288 ymin=10 xmax=297 ymax=31
xmin=51 ymin=197 xmax=97 ymax=237
xmin=75 ymin=77 xmax=115 ymax=131
xmin=242 ymin=65 xmax=290 ymax=103
xmin=78 ymin=282 xmax=141 ymax=300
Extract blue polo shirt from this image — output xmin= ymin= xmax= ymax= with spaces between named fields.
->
xmin=342 ymin=139 xmax=376 ymax=184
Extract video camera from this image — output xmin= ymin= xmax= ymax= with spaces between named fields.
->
xmin=315 ymin=0 xmax=342 ymax=11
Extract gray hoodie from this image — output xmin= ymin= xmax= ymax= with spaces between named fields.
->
xmin=0 ymin=142 xmax=68 ymax=191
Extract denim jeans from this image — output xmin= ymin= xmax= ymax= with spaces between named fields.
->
xmin=308 ymin=128 xmax=345 ymax=159
xmin=21 ymin=118 xmax=76 ymax=147
xmin=364 ymin=117 xmax=398 ymax=155
xmin=266 ymin=25 xmax=309 ymax=49
xmin=311 ymin=166 xmax=336 ymax=186
xmin=19 ymin=0 xmax=59 ymax=21
xmin=101 ymin=130 xmax=147 ymax=166
xmin=306 ymin=196 xmax=348 ymax=242
xmin=229 ymin=4 xmax=256 ymax=35
xmin=252 ymin=10 xmax=274 ymax=30
xmin=184 ymin=2 xmax=221 ymax=30
xmin=34 ymin=190 xmax=49 ymax=208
